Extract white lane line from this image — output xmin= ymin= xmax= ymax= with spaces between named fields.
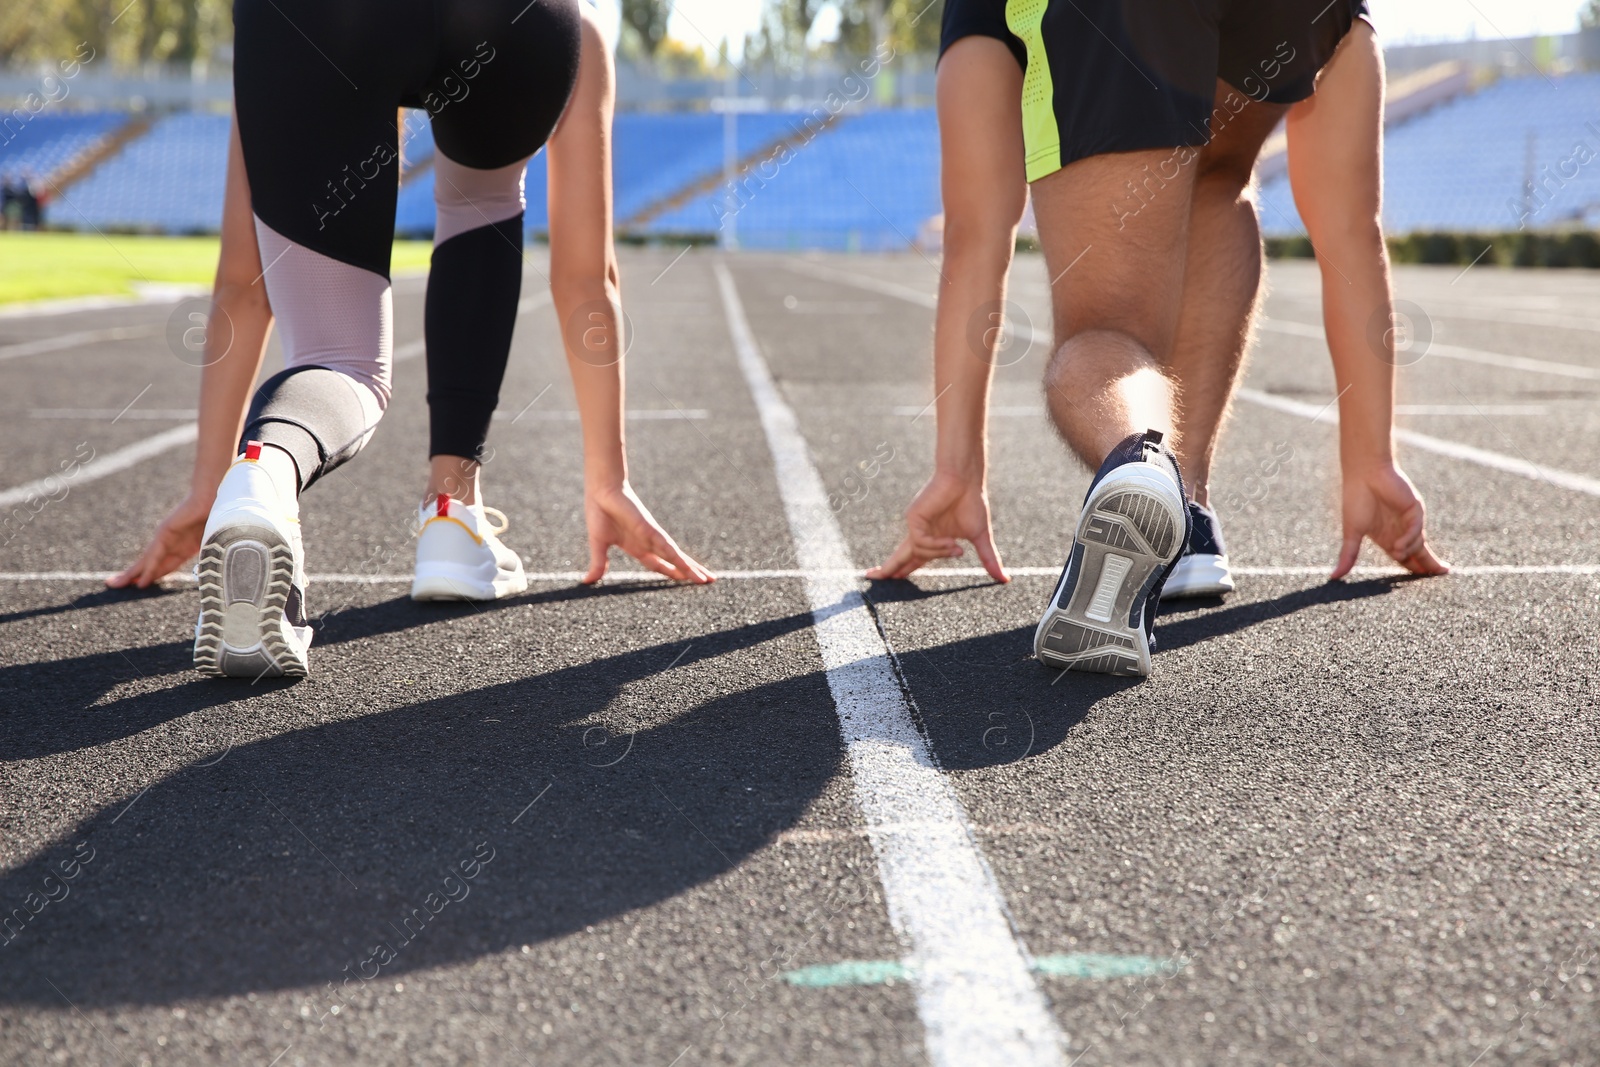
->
xmin=0 ymin=287 xmax=207 ymax=320
xmin=1407 ymin=303 xmax=1600 ymax=336
xmin=0 ymin=325 xmax=163 ymax=362
xmin=783 ymin=259 xmax=938 ymax=309
xmin=1237 ymin=388 xmax=1600 ymax=498
xmin=6 ymin=564 xmax=1599 ymax=583
xmin=1258 ymin=318 xmax=1600 ymax=381
xmin=0 ymin=425 xmax=198 ymax=510
xmin=715 ymin=261 xmax=1068 ymax=1067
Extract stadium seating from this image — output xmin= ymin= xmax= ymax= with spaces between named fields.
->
xmin=0 ymin=110 xmax=126 ymax=184
xmin=646 ymin=108 xmax=940 ymax=251
xmin=59 ymin=112 xmax=230 ymax=233
xmin=1258 ymin=72 xmax=1600 ymax=235
xmin=394 ymin=109 xmax=808 ymax=239
xmin=43 ymin=71 xmax=1600 ymax=245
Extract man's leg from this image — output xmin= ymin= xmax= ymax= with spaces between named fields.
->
xmin=1166 ymin=86 xmax=1290 ymax=504
xmin=1033 ymin=148 xmax=1195 ymax=467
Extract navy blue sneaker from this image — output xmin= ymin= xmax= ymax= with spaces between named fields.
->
xmin=1034 ymin=430 xmax=1190 ymax=677
xmin=1162 ymin=501 xmax=1235 ymax=599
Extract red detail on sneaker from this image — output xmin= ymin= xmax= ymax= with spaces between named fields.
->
xmin=244 ymin=441 xmax=262 ymax=461
xmin=437 ymin=493 xmax=450 ymax=517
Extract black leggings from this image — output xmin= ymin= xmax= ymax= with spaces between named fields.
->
xmin=233 ymin=0 xmax=580 ymax=488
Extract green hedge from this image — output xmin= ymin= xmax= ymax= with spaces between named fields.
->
xmin=1267 ymin=231 xmax=1600 ymax=268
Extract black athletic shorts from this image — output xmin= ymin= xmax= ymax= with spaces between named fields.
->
xmin=939 ymin=0 xmax=1026 ymax=71
xmin=988 ymin=0 xmax=1371 ymax=182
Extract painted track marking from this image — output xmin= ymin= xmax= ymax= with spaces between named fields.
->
xmin=4 ymin=564 xmax=1597 ymax=583
xmin=783 ymin=263 xmax=1600 ymax=501
xmin=715 ymin=260 xmax=1068 ymax=1066
xmin=1258 ymin=318 xmax=1600 ymax=381
xmin=0 ymin=425 xmax=198 ymax=510
xmin=0 ymin=325 xmax=163 ymax=362
xmin=1236 ymin=388 xmax=1600 ymax=498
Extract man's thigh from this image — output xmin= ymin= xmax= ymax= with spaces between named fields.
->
xmin=1031 ymin=147 xmax=1195 ymax=360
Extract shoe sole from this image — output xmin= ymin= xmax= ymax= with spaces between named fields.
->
xmin=1034 ymin=471 xmax=1185 ymax=677
xmin=1161 ymin=553 xmax=1235 ymax=599
xmin=195 ymin=522 xmax=307 ymax=678
xmin=410 ymin=568 xmax=528 ymax=602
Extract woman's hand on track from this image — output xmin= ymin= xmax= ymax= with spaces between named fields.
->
xmin=107 ymin=493 xmax=212 ymax=589
xmin=581 ymin=481 xmax=713 ymax=585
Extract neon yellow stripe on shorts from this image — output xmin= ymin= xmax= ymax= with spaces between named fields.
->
xmin=1006 ymin=0 xmax=1062 ymax=182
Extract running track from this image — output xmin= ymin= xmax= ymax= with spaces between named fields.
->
xmin=1 ymin=251 xmax=1597 ymax=1066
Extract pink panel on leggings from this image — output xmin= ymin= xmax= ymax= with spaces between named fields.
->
xmin=254 ymin=216 xmax=393 ymax=413
xmin=432 ymin=151 xmax=530 ymax=248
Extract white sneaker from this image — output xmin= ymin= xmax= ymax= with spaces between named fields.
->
xmin=194 ymin=443 xmax=312 ymax=677
xmin=1034 ymin=430 xmax=1189 ymax=677
xmin=411 ymin=493 xmax=528 ymax=601
xmin=1162 ymin=501 xmax=1235 ymax=599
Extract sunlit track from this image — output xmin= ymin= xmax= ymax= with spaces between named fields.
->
xmin=4 ymin=250 xmax=1598 ymax=1067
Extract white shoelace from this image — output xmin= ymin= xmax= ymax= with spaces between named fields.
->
xmin=481 ymin=506 xmax=510 ymax=537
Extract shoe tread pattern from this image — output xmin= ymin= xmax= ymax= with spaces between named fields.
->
xmin=194 ymin=524 xmax=306 ymax=678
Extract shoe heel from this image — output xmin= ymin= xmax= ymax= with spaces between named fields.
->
xmin=194 ymin=522 xmax=306 ymax=678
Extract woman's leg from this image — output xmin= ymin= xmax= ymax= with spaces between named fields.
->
xmin=231 ymin=0 xmax=404 ymax=496
xmin=421 ymin=152 xmax=531 ymax=506
xmin=418 ymin=0 xmax=581 ymax=510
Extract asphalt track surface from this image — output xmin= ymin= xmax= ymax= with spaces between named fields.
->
xmin=1 ymin=249 xmax=1597 ymax=1066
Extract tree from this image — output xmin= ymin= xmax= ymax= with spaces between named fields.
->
xmin=621 ymin=0 xmax=672 ymax=58
xmin=1583 ymin=0 xmax=1600 ymax=29
xmin=0 ymin=0 xmax=230 ymax=66
xmin=830 ymin=0 xmax=943 ymax=57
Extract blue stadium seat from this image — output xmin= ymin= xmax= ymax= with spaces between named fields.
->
xmin=647 ymin=108 xmax=940 ymax=251
xmin=1258 ymin=71 xmax=1600 ymax=236
xmin=0 ymin=110 xmax=126 ymax=185
xmin=57 ymin=112 xmax=231 ymax=233
xmin=395 ymin=109 xmax=810 ymax=240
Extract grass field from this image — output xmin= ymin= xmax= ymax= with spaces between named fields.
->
xmin=0 ymin=232 xmax=435 ymax=304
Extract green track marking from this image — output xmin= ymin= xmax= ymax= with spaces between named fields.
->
xmin=781 ymin=954 xmax=1182 ymax=988
xmin=1031 ymin=953 xmax=1184 ymax=979
xmin=782 ymin=961 xmax=912 ymax=987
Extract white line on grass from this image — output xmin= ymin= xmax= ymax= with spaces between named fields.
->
xmin=1237 ymin=388 xmax=1600 ymax=498
xmin=714 ymin=261 xmax=1068 ymax=1067
xmin=0 ymin=424 xmax=198 ymax=510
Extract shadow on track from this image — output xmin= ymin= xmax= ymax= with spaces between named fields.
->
xmin=0 ymin=581 xmax=700 ymax=761
xmin=0 ymin=609 xmax=833 ymax=1008
xmin=885 ymin=577 xmax=1413 ymax=772
xmin=1156 ymin=576 xmax=1405 ymax=653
